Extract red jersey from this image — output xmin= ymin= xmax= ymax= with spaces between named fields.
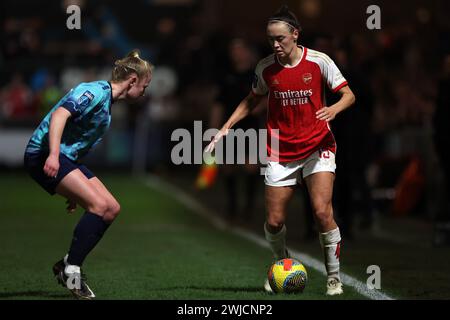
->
xmin=252 ymin=46 xmax=348 ymax=162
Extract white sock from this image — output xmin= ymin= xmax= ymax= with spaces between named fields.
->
xmin=264 ymin=223 xmax=287 ymax=260
xmin=63 ymin=254 xmax=69 ymax=266
xmin=319 ymin=227 xmax=341 ymax=281
xmin=65 ymin=264 xmax=81 ymax=275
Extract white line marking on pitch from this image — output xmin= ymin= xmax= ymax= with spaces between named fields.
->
xmin=143 ymin=174 xmax=395 ymax=300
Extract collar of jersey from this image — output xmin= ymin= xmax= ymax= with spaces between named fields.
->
xmin=276 ymin=45 xmax=305 ymax=69
xmin=107 ymin=81 xmax=114 ymax=105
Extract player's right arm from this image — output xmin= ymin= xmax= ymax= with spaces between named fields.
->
xmin=43 ymin=107 xmax=72 ymax=177
xmin=206 ymin=56 xmax=269 ymax=153
xmin=205 ymin=92 xmax=265 ymax=152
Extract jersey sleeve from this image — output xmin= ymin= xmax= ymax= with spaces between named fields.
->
xmin=60 ymin=84 xmax=104 ymax=117
xmin=251 ymin=61 xmax=269 ymax=96
xmin=321 ymin=55 xmax=348 ymax=93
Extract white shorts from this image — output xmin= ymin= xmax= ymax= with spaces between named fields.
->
xmin=264 ymin=150 xmax=336 ymax=187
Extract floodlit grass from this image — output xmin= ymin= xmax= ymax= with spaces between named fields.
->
xmin=0 ymin=173 xmax=366 ymax=300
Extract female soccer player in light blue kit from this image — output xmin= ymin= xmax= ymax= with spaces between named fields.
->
xmin=24 ymin=50 xmax=152 ymax=299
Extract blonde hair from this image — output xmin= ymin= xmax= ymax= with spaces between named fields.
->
xmin=111 ymin=49 xmax=153 ymax=82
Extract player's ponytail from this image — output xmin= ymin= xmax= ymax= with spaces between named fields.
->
xmin=268 ymin=5 xmax=301 ymax=33
xmin=111 ymin=49 xmax=153 ymax=83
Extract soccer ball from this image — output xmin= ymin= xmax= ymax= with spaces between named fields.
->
xmin=267 ymin=258 xmax=307 ymax=293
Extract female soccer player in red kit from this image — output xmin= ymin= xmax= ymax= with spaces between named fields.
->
xmin=206 ymin=6 xmax=355 ymax=295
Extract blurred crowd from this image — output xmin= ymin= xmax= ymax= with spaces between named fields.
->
xmin=1 ymin=0 xmax=450 ymax=230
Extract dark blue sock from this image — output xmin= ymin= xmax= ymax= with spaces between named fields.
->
xmin=67 ymin=212 xmax=110 ymax=266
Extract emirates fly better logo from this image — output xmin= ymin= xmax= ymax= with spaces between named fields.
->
xmin=274 ymin=89 xmax=313 ymax=107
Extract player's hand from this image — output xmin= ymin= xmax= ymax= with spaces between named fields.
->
xmin=316 ymin=106 xmax=337 ymax=122
xmin=66 ymin=199 xmax=77 ymax=214
xmin=205 ymin=128 xmax=229 ymax=153
xmin=43 ymin=154 xmax=60 ymax=178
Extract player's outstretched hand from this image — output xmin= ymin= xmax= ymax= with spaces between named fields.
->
xmin=66 ymin=199 xmax=77 ymax=214
xmin=43 ymin=154 xmax=60 ymax=178
xmin=205 ymin=128 xmax=229 ymax=153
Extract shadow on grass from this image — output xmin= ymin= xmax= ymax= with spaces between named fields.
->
xmin=0 ymin=290 xmax=70 ymax=299
xmin=149 ymin=286 xmax=263 ymax=293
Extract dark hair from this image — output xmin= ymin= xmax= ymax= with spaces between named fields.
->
xmin=268 ymin=5 xmax=301 ymax=33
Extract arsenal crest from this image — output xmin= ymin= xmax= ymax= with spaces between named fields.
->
xmin=302 ymin=73 xmax=312 ymax=84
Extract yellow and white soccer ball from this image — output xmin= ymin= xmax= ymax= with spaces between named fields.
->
xmin=267 ymin=258 xmax=308 ymax=293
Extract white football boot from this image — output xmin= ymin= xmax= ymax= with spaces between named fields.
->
xmin=264 ymin=278 xmax=273 ymax=293
xmin=326 ymin=277 xmax=343 ymax=296
xmin=53 ymin=258 xmax=96 ymax=300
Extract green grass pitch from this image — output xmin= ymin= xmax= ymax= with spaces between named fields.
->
xmin=0 ymin=173 xmax=368 ymax=300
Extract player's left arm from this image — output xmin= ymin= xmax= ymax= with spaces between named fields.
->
xmin=316 ymin=85 xmax=356 ymax=122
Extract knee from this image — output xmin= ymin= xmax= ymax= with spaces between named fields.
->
xmin=103 ymin=201 xmax=121 ymax=222
xmin=87 ymin=199 xmax=120 ymax=221
xmin=87 ymin=199 xmax=109 ymax=216
xmin=313 ymin=204 xmax=334 ymax=226
xmin=266 ymin=214 xmax=285 ymax=231
xmin=110 ymin=201 xmax=121 ymax=217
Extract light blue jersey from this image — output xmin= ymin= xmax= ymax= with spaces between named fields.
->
xmin=26 ymin=81 xmax=113 ymax=161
